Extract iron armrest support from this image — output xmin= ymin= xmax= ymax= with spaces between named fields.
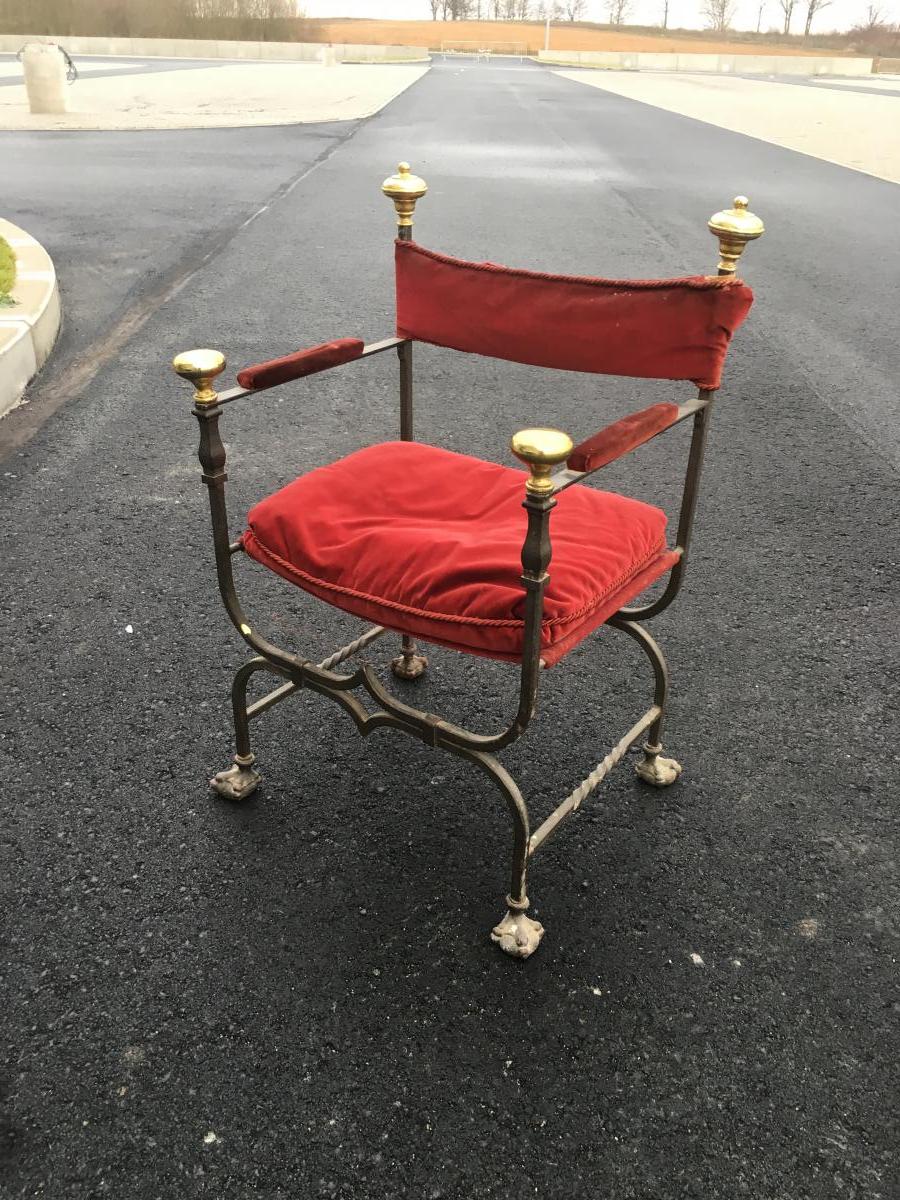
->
xmin=617 ymin=390 xmax=715 ymax=619
xmin=526 ymin=390 xmax=716 ymax=623
xmin=210 ymin=337 xmax=408 ymax=410
xmin=192 ymin=401 xmax=550 ymax=756
xmin=550 ymin=390 xmax=712 ymax=496
xmin=193 ymin=381 xmax=700 ymax=753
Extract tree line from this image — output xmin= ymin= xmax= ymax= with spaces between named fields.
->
xmin=2 ymin=0 xmax=895 ymax=46
xmin=0 ymin=0 xmax=306 ymax=39
xmin=699 ymin=0 xmax=893 ymax=35
xmin=433 ymin=1 xmax=891 ymax=35
xmin=429 ymin=3 xmax=589 ymax=17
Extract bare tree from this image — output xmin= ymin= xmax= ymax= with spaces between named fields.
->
xmin=701 ymin=0 xmax=736 ymax=30
xmin=0 ymin=0 xmax=310 ymax=35
xmin=515 ymin=0 xmax=532 ymax=17
xmin=661 ymin=0 xmax=669 ymax=28
xmin=201 ymin=0 xmax=296 ymax=14
xmin=606 ymin=0 xmax=632 ymax=24
xmin=862 ymin=3 xmax=884 ymax=26
xmin=756 ymin=1 xmax=765 ymax=31
xmin=802 ymin=0 xmax=831 ymax=34
xmin=563 ymin=0 xmax=587 ymax=17
xmin=777 ymin=0 xmax=795 ymax=33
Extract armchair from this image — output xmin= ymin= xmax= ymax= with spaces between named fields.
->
xmin=172 ymin=162 xmax=763 ymax=959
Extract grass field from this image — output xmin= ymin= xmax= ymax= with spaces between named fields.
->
xmin=0 ymin=235 xmax=15 ymax=304
xmin=315 ymin=18 xmax=846 ymax=57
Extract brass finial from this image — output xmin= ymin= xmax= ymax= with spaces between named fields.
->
xmin=511 ymin=428 xmax=574 ymax=496
xmin=382 ymin=161 xmax=428 ymax=229
xmin=172 ymin=349 xmax=226 ymax=406
xmin=708 ymin=195 xmax=764 ymax=277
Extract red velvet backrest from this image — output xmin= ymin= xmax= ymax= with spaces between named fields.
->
xmin=395 ymin=240 xmax=753 ymax=390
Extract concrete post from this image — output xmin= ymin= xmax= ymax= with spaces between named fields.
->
xmin=323 ymin=44 xmax=337 ymax=68
xmin=22 ymin=43 xmax=69 ymax=114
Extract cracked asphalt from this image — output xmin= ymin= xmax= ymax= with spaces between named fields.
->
xmin=1 ymin=58 xmax=897 ymax=1199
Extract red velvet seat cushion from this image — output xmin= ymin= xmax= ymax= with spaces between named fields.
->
xmin=242 ymin=442 xmax=678 ymax=666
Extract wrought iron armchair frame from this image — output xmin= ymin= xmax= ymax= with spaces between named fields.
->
xmin=173 ymin=164 xmax=763 ymax=958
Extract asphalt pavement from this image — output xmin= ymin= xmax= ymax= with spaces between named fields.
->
xmin=1 ymin=58 xmax=897 ymax=1199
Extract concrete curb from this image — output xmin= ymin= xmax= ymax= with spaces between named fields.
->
xmin=0 ymin=218 xmax=61 ymax=419
xmin=536 ymin=49 xmax=874 ymax=76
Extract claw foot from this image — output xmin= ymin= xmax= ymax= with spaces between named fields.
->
xmin=635 ymin=744 xmax=682 ymax=787
xmin=390 ymin=652 xmax=428 ymax=680
xmin=210 ymin=754 xmax=261 ymax=801
xmin=491 ymin=899 xmax=544 ymax=959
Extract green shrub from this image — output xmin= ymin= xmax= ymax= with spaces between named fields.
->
xmin=0 ymin=236 xmax=15 ymax=306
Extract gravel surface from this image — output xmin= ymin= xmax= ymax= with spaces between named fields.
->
xmin=555 ymin=69 xmax=900 ymax=183
xmin=0 ymin=58 xmax=428 ymax=131
xmin=1 ymin=58 xmax=897 ymax=1199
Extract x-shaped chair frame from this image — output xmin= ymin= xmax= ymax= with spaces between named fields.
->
xmin=173 ymin=164 xmax=763 ymax=958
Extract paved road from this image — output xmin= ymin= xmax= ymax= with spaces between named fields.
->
xmin=559 ymin=64 xmax=900 ymax=101
xmin=1 ymin=59 xmax=897 ymax=1199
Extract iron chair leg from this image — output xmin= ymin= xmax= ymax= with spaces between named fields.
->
xmin=389 ymin=213 xmax=428 ymax=684
xmin=610 ymin=618 xmax=683 ymax=787
xmin=390 ymin=633 xmax=429 ymax=680
xmin=466 ymin=753 xmax=544 ymax=959
xmin=210 ymin=657 xmax=268 ymax=801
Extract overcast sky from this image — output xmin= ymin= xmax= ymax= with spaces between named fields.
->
xmin=303 ymin=1 xmax=898 ymax=35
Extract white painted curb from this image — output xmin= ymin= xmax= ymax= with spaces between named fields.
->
xmin=536 ymin=49 xmax=875 ymax=77
xmin=0 ymin=218 xmax=61 ymax=419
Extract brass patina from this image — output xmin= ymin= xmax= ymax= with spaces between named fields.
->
xmin=381 ymin=161 xmax=428 ymax=228
xmin=173 ymin=166 xmax=764 ymax=960
xmin=511 ymin=428 xmax=575 ymax=496
xmin=172 ymin=349 xmax=226 ymax=406
xmin=708 ymin=195 xmax=764 ymax=277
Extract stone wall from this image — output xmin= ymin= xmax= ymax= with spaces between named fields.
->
xmin=0 ymin=34 xmax=429 ymax=63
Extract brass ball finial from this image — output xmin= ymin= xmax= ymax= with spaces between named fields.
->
xmin=382 ymin=161 xmax=428 ymax=229
xmin=172 ymin=348 xmax=226 ymax=406
xmin=511 ymin=428 xmax=574 ymax=496
xmin=708 ymin=195 xmax=764 ymax=277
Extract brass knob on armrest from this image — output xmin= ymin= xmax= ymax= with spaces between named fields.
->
xmin=172 ymin=348 xmax=226 ymax=406
xmin=511 ymin=428 xmax=574 ymax=497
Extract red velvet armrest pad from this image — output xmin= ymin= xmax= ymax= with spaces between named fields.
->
xmin=236 ymin=338 xmax=365 ymax=390
xmin=568 ymin=402 xmax=681 ymax=473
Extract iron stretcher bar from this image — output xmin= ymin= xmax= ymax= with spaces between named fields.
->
xmin=528 ymin=706 xmax=661 ymax=856
xmin=245 ymin=626 xmax=388 ymax=720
